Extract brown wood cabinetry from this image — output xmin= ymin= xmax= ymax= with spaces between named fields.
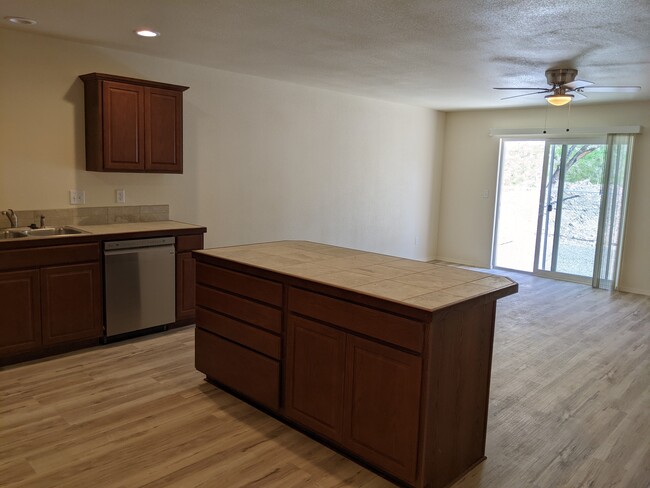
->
xmin=80 ymin=73 xmax=188 ymax=173
xmin=285 ymin=294 xmax=422 ymax=483
xmin=343 ymin=334 xmax=421 ymax=483
xmin=0 ymin=270 xmax=41 ymax=356
xmin=175 ymin=234 xmax=204 ymax=324
xmin=193 ymin=241 xmax=517 ymax=488
xmin=285 ymin=315 xmax=347 ymax=442
xmin=41 ymin=263 xmax=102 ymax=345
xmin=0 ymin=243 xmax=102 ymax=364
xmin=194 ymin=262 xmax=283 ymax=412
xmin=0 ymin=226 xmax=206 ymax=365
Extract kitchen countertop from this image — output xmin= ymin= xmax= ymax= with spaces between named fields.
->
xmin=0 ymin=220 xmax=206 ymax=251
xmin=73 ymin=220 xmax=205 ymax=235
xmin=196 ymin=240 xmax=516 ymax=312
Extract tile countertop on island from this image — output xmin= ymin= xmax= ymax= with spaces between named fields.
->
xmin=195 ymin=240 xmax=517 ymax=312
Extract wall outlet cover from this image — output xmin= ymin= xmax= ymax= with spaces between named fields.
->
xmin=116 ymin=189 xmax=126 ymax=204
xmin=69 ymin=190 xmax=85 ymax=205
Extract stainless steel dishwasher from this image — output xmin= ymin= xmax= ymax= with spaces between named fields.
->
xmin=104 ymin=236 xmax=176 ymax=338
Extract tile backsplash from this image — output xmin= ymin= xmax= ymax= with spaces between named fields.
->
xmin=10 ymin=205 xmax=169 ymax=228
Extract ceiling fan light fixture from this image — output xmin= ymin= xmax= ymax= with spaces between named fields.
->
xmin=545 ymin=94 xmax=573 ymax=106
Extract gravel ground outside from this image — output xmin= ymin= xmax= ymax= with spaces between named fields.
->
xmin=495 ymin=181 xmax=604 ymax=277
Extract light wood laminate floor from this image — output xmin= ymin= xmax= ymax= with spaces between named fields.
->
xmin=1 ymin=272 xmax=649 ymax=487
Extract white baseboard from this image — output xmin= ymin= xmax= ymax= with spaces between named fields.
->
xmin=433 ymin=256 xmax=491 ymax=269
xmin=617 ymin=285 xmax=650 ymax=296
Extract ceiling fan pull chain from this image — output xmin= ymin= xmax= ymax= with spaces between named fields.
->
xmin=566 ymin=102 xmax=572 ymax=132
xmin=543 ymin=103 xmax=549 ymax=134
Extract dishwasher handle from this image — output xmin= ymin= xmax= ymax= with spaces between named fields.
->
xmin=104 ymin=236 xmax=175 ymax=251
xmin=104 ymin=246 xmax=175 ymax=256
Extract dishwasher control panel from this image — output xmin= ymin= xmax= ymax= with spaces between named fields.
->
xmin=104 ymin=236 xmax=175 ymax=251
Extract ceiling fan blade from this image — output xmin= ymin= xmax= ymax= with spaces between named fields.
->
xmin=500 ymin=91 xmax=550 ymax=100
xmin=494 ymin=87 xmax=550 ymax=91
xmin=577 ymin=86 xmax=641 ymax=93
xmin=563 ymin=79 xmax=594 ymax=90
xmin=571 ymin=91 xmax=587 ymax=100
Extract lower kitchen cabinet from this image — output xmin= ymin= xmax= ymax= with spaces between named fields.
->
xmin=343 ymin=334 xmax=421 ymax=483
xmin=0 ymin=243 xmax=103 ymax=364
xmin=175 ymin=234 xmax=204 ymax=323
xmin=285 ymin=316 xmax=347 ymax=443
xmin=41 ymin=263 xmax=102 ymax=345
xmin=195 ymin=327 xmax=280 ymax=410
xmin=0 ymin=270 xmax=41 ymax=356
xmin=1 ymin=226 xmax=207 ymax=365
xmin=284 ymin=315 xmax=421 ymax=483
xmin=176 ymin=252 xmax=196 ymax=321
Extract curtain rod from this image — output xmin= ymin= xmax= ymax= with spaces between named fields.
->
xmin=489 ymin=126 xmax=642 ymax=137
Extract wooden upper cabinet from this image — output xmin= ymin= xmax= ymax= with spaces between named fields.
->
xmin=103 ymin=81 xmax=145 ymax=171
xmin=145 ymin=87 xmax=183 ymax=171
xmin=80 ymin=73 xmax=188 ymax=173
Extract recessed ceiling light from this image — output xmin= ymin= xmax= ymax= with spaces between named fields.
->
xmin=5 ymin=16 xmax=37 ymax=25
xmin=135 ymin=29 xmax=160 ymax=38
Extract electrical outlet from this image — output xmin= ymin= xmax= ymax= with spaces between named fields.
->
xmin=481 ymin=189 xmax=489 ymax=199
xmin=69 ymin=190 xmax=85 ymax=205
xmin=116 ymin=189 xmax=126 ymax=204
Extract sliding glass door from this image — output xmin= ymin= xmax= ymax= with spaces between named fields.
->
xmin=535 ymin=141 xmax=606 ymax=282
xmin=494 ymin=135 xmax=632 ymax=289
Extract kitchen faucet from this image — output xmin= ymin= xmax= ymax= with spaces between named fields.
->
xmin=1 ymin=209 xmax=18 ymax=228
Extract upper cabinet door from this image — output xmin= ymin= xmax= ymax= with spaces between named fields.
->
xmin=102 ymin=81 xmax=145 ymax=171
xmin=145 ymin=87 xmax=183 ymax=173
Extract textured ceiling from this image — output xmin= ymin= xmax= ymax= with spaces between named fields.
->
xmin=2 ymin=0 xmax=649 ymax=110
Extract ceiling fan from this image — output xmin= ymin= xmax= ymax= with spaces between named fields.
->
xmin=494 ymin=68 xmax=641 ymax=106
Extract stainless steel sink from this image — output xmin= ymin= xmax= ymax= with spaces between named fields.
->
xmin=25 ymin=227 xmax=87 ymax=236
xmin=0 ymin=226 xmax=88 ymax=240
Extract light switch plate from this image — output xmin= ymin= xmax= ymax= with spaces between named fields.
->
xmin=69 ymin=190 xmax=85 ymax=205
xmin=116 ymin=189 xmax=126 ymax=204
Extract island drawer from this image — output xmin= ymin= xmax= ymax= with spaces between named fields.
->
xmin=288 ymin=287 xmax=423 ymax=353
xmin=196 ymin=306 xmax=281 ymax=359
xmin=196 ymin=284 xmax=281 ymax=333
xmin=196 ymin=263 xmax=282 ymax=306
xmin=195 ymin=327 xmax=280 ymax=410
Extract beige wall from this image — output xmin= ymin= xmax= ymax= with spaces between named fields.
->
xmin=438 ymin=102 xmax=650 ymax=294
xmin=0 ymin=28 xmax=444 ymax=260
xmin=3 ymin=29 xmax=645 ymax=292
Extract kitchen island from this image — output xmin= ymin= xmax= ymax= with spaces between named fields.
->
xmin=193 ymin=241 xmax=517 ymax=488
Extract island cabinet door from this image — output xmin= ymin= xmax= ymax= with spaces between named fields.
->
xmin=343 ymin=335 xmax=422 ymax=485
xmin=285 ymin=315 xmax=347 ymax=443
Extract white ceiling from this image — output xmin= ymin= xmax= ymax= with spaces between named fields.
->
xmin=2 ymin=0 xmax=649 ymax=110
